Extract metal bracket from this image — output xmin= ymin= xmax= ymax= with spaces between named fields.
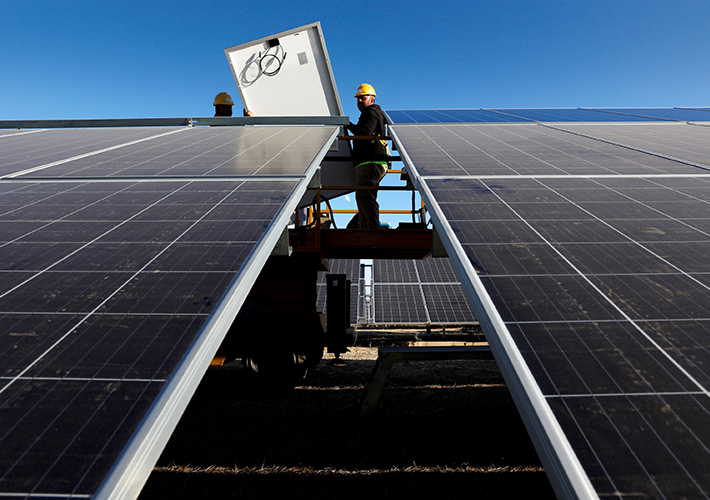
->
xmin=356 ymin=345 xmax=493 ymax=417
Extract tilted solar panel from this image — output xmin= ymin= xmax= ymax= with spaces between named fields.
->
xmin=591 ymin=108 xmax=710 ymax=122
xmin=547 ymin=122 xmax=710 ymax=169
xmin=390 ymin=124 xmax=702 ymax=178
xmin=386 ymin=108 xmax=710 ymax=125
xmin=0 ymin=125 xmax=337 ymax=499
xmin=391 ymin=119 xmax=710 ymax=499
xmin=487 ymin=108 xmax=662 ymax=122
xmin=0 ymin=128 xmax=185 ymax=177
xmin=385 ymin=109 xmax=529 ymax=124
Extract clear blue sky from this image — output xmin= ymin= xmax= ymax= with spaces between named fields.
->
xmin=3 ymin=0 xmax=710 ymax=226
xmin=3 ymin=0 xmax=710 ymax=120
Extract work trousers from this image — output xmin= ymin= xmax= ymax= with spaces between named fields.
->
xmin=353 ymin=162 xmax=388 ymax=229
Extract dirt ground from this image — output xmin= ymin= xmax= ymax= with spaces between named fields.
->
xmin=139 ymin=334 xmax=556 ymax=499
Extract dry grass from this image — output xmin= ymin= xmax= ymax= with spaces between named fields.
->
xmin=139 ymin=345 xmax=555 ymax=499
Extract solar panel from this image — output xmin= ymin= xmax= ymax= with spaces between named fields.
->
xmin=487 ymin=108 xmax=663 ymax=122
xmin=0 ymin=128 xmax=184 ymax=177
xmin=0 ymin=125 xmax=337 ymax=499
xmin=414 ymin=257 xmax=461 ymax=283
xmin=385 ymin=108 xmax=676 ymax=125
xmin=371 ymin=259 xmax=476 ymax=324
xmin=591 ymin=108 xmax=710 ymax=122
xmin=391 ymin=118 xmax=710 ymax=499
xmin=373 ymin=283 xmax=427 ymax=324
xmin=386 ymin=108 xmax=710 ymax=125
xmin=547 ymin=122 xmax=710 ymax=169
xmin=390 ymin=123 xmax=701 ymax=177
xmin=385 ymin=109 xmax=529 ymax=124
xmin=421 ymin=283 xmax=476 ymax=324
xmin=2 ymin=127 xmax=337 ymax=179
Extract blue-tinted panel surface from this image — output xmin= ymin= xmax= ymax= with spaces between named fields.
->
xmin=386 ymin=108 xmax=710 ymax=125
xmin=386 ymin=109 xmax=529 ymax=124
xmin=422 ymin=283 xmax=476 ymax=323
xmin=393 ymin=120 xmax=710 ymax=499
xmin=415 ymin=258 xmax=461 ymax=283
xmin=488 ymin=108 xmax=662 ymax=122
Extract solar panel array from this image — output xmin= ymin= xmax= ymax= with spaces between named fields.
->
xmin=390 ymin=109 xmax=710 ymax=499
xmin=372 ymin=259 xmax=476 ymax=324
xmin=0 ymin=125 xmax=337 ymax=499
xmin=386 ymin=106 xmax=710 ymax=125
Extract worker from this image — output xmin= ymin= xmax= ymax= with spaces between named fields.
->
xmin=213 ymin=92 xmax=234 ymax=117
xmin=346 ymin=84 xmax=390 ymax=229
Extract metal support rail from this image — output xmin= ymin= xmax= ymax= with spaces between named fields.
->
xmin=0 ymin=116 xmax=350 ymax=129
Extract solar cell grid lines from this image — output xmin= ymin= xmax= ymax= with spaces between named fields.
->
xmin=317 ymin=259 xmax=361 ymax=285
xmin=386 ymin=107 xmax=710 ymax=125
xmin=373 ymin=284 xmax=428 ymax=324
xmin=392 ymin=124 xmax=704 ymax=178
xmin=414 ymin=257 xmax=461 ymax=283
xmin=593 ymin=107 xmax=710 ymax=122
xmin=371 ymin=259 xmax=476 ymax=324
xmin=385 ymin=108 xmax=530 ymax=124
xmin=373 ymin=259 xmax=419 ymax=284
xmin=0 ymin=124 xmax=338 ymax=499
xmin=0 ymin=127 xmax=186 ymax=177
xmin=487 ymin=108 xmax=662 ymax=122
xmin=0 ymin=126 xmax=337 ymax=179
xmin=548 ymin=122 xmax=710 ymax=170
xmin=390 ymin=117 xmax=710 ymax=499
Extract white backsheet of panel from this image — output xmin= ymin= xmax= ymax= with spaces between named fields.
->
xmin=225 ymin=22 xmax=343 ymax=117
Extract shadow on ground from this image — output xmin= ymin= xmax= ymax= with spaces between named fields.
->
xmin=140 ymin=354 xmax=555 ymax=499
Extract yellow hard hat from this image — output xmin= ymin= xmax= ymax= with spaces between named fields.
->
xmin=213 ymin=92 xmax=235 ymax=106
xmin=354 ymin=84 xmax=376 ymax=97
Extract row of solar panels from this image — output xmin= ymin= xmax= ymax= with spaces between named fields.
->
xmin=386 ymin=106 xmax=710 ymax=124
xmin=316 ymin=258 xmax=477 ymax=325
xmin=0 ymin=125 xmax=338 ymax=500
xmin=4 ymin=106 xmax=710 ymax=500
xmin=389 ymin=112 xmax=710 ymax=499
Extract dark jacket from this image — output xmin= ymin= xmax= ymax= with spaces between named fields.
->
xmin=347 ymin=104 xmax=390 ymax=166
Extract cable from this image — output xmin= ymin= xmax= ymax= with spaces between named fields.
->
xmin=411 ymin=190 xmax=416 ymax=223
xmin=324 ymin=198 xmax=338 ymax=229
xmin=259 ymin=45 xmax=286 ymax=77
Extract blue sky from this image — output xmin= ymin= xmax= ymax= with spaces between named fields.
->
xmin=3 ymin=0 xmax=710 ymax=226
xmin=3 ymin=0 xmax=710 ymax=120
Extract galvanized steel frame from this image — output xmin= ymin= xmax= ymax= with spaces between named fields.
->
xmin=0 ymin=116 xmax=350 ymax=129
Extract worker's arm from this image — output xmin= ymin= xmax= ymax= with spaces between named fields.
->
xmin=347 ymin=107 xmax=380 ymax=136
